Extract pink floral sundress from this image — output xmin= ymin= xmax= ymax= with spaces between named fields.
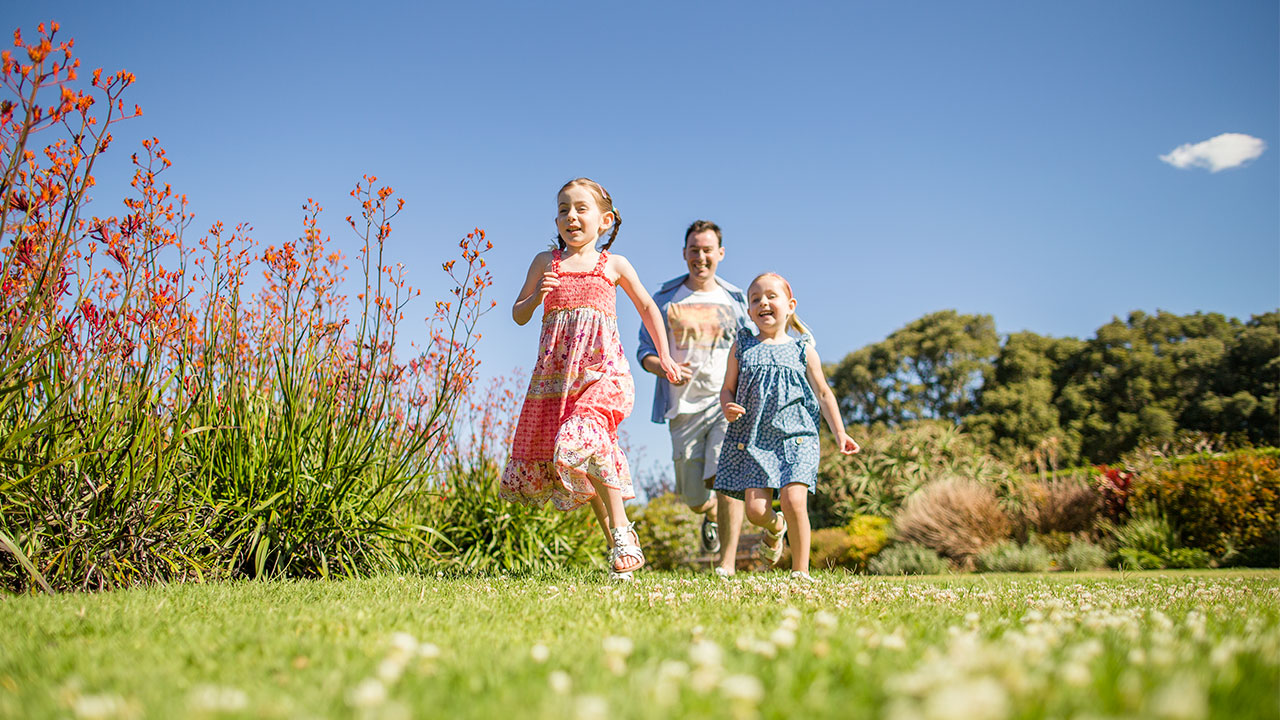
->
xmin=500 ymin=249 xmax=635 ymax=511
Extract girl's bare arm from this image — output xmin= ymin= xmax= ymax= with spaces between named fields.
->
xmin=613 ymin=255 xmax=680 ymax=382
xmin=512 ymin=250 xmax=556 ymax=326
xmin=805 ymin=345 xmax=859 ymax=454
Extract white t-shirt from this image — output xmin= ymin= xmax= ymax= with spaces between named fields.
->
xmin=664 ymin=283 xmax=738 ymax=419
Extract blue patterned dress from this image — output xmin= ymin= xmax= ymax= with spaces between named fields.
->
xmin=714 ymin=327 xmax=821 ymax=500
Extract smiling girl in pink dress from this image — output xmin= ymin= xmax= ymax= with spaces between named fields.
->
xmin=500 ymin=177 xmax=680 ymax=579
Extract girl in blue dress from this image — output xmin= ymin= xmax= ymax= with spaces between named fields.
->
xmin=714 ymin=272 xmax=859 ymax=581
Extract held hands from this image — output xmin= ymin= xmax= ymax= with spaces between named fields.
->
xmin=722 ymin=401 xmax=746 ymax=423
xmin=668 ymin=362 xmax=694 ymax=386
xmin=835 ymin=431 xmax=861 ymax=455
xmin=658 ymin=355 xmax=683 ymax=385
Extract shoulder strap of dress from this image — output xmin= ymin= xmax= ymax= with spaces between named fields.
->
xmin=551 ymin=248 xmax=562 ymax=272
xmin=796 ymin=333 xmax=810 ymax=365
xmin=592 ymin=250 xmax=610 ymax=276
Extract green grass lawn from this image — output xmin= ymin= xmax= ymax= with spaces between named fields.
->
xmin=2 ymin=569 xmax=1277 ymax=719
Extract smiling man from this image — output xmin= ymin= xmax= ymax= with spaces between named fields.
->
xmin=638 ymin=220 xmax=750 ymax=567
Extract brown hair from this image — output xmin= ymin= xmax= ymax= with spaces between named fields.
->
xmin=684 ymin=219 xmax=722 ymax=247
xmin=750 ymin=271 xmax=811 ymax=338
xmin=554 ymin=177 xmax=621 ymax=251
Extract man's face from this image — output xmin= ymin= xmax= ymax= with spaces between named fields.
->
xmin=683 ymin=230 xmax=724 ymax=283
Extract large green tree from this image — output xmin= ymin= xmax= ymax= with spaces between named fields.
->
xmin=965 ymin=331 xmax=1082 ymax=464
xmin=830 ymin=308 xmax=1278 ymax=467
xmin=828 ymin=310 xmax=998 ymax=425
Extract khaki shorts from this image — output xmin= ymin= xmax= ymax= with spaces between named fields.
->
xmin=669 ymin=403 xmax=729 ymax=509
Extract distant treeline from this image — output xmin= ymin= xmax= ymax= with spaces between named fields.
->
xmin=828 ymin=309 xmax=1278 ymax=466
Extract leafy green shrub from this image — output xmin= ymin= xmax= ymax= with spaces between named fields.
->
xmin=814 ymin=421 xmax=1011 ymax=527
xmin=868 ymin=543 xmax=949 ymax=575
xmin=809 ymin=515 xmax=891 ymax=571
xmin=1060 ymin=540 xmax=1108 ymax=571
xmin=1130 ymin=449 xmax=1279 ymax=564
xmin=1110 ymin=516 xmax=1173 ymax=558
xmin=630 ymin=492 xmax=700 ymax=570
xmin=976 ymin=540 xmax=1052 ymax=573
xmin=1164 ymin=547 xmax=1212 ymax=569
xmin=1116 ymin=548 xmax=1165 ymax=570
xmin=419 ymin=460 xmax=600 ymax=575
xmin=893 ymin=477 xmax=1011 ymax=569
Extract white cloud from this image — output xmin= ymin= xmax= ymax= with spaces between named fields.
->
xmin=1159 ymin=133 xmax=1266 ymax=172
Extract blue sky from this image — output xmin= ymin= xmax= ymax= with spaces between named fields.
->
xmin=14 ymin=1 xmax=1279 ymax=474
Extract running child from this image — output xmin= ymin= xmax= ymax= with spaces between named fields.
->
xmin=714 ymin=272 xmax=859 ymax=581
xmin=500 ymin=177 xmax=680 ymax=580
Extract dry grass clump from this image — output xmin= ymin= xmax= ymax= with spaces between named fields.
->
xmin=893 ymin=477 xmax=1010 ymax=569
xmin=1020 ymin=476 xmax=1099 ymax=535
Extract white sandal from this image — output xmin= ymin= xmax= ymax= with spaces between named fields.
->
xmin=759 ymin=516 xmax=787 ymax=567
xmin=609 ymin=522 xmax=646 ymax=575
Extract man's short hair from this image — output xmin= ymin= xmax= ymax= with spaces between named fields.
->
xmin=684 ymin=220 xmax=722 ymax=247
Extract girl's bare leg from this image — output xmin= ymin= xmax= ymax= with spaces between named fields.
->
xmin=744 ymin=487 xmax=786 ymax=561
xmin=589 ymin=495 xmax=612 ymax=548
xmin=779 ymin=483 xmax=811 ymax=574
xmin=715 ymin=492 xmax=745 ymax=574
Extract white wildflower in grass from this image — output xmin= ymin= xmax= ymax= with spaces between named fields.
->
xmin=964 ymin=612 xmax=980 ymax=627
xmin=189 ymin=684 xmax=249 ymax=713
xmin=780 ymin=615 xmax=800 ymax=632
xmin=72 ymin=694 xmax=126 ymax=719
xmin=689 ymin=642 xmax=724 ymax=695
xmin=376 ymin=657 xmax=406 ymax=683
xmin=689 ymin=639 xmax=723 ymax=669
xmin=922 ymin=677 xmax=1010 ymax=720
xmin=770 ymin=627 xmax=797 ymax=649
xmin=881 ymin=632 xmax=907 ymax=651
xmin=388 ymin=632 xmax=418 ymax=657
xmin=1149 ymin=676 xmax=1208 ymax=720
xmin=575 ymin=694 xmax=608 ymax=720
xmin=1059 ymin=661 xmax=1091 ymax=687
xmin=530 ymin=643 xmax=551 ymax=663
xmin=603 ymin=635 xmax=633 ymax=676
xmin=347 ymin=678 xmax=387 ymax=708
xmin=602 ymin=635 xmax=633 ymax=657
xmin=782 ymin=606 xmax=802 ymax=621
xmin=720 ymin=673 xmax=765 ymax=703
xmin=548 ymin=670 xmax=572 ymax=695
xmin=814 ymin=610 xmax=838 ymax=634
xmin=654 ymin=660 xmax=690 ymax=706
xmin=417 ymin=642 xmax=441 ymax=660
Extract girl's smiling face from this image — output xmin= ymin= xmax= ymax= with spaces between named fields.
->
xmin=747 ymin=274 xmax=796 ymax=333
xmin=556 ymin=185 xmax=612 ymax=250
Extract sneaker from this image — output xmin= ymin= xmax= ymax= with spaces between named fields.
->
xmin=700 ymin=516 xmax=720 ymax=554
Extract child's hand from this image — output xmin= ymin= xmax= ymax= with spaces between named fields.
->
xmin=669 ymin=362 xmax=694 ymax=385
xmin=722 ymin=401 xmax=746 ymax=422
xmin=659 ymin=355 xmax=682 ymax=384
xmin=536 ymin=270 xmax=560 ymax=300
xmin=836 ymin=432 xmax=860 ymax=455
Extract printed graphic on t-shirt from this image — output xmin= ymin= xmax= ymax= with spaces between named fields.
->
xmin=665 ymin=286 xmax=737 ymax=418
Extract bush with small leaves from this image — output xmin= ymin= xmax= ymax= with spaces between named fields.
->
xmin=976 ymin=540 xmax=1053 ymax=573
xmin=868 ymin=543 xmax=949 ymax=575
xmin=1116 ymin=548 xmax=1165 ymax=570
xmin=1060 ymin=540 xmax=1108 ymax=571
xmin=1164 ymin=547 xmax=1212 ymax=569
xmin=631 ymin=492 xmax=700 ymax=570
